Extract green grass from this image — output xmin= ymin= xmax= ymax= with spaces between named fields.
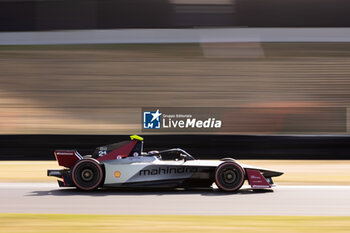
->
xmin=0 ymin=214 xmax=349 ymax=233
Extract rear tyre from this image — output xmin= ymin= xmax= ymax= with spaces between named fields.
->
xmin=215 ymin=162 xmax=245 ymax=192
xmin=72 ymin=159 xmax=103 ymax=191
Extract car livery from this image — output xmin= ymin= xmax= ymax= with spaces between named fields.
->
xmin=48 ymin=135 xmax=283 ymax=192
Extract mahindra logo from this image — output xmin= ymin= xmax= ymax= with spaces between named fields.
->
xmin=139 ymin=166 xmax=198 ymax=176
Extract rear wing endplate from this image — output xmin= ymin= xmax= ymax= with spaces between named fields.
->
xmin=54 ymin=150 xmax=83 ymax=168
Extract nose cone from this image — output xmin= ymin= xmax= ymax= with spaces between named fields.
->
xmin=260 ymin=169 xmax=284 ymax=177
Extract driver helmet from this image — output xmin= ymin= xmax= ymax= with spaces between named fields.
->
xmin=148 ymin=150 xmax=159 ymax=155
xmin=148 ymin=150 xmax=161 ymax=159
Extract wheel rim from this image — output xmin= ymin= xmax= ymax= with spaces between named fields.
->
xmin=81 ymin=168 xmax=94 ymax=182
xmin=222 ymin=169 xmax=236 ymax=184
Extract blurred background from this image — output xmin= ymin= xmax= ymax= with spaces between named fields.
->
xmin=0 ymin=0 xmax=350 ymax=158
xmin=1 ymin=2 xmax=350 ymax=231
xmin=1 ymin=0 xmax=350 ymax=30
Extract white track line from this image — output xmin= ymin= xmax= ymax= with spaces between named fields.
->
xmin=2 ymin=28 xmax=350 ymax=45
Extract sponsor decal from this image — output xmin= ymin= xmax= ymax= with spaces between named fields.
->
xmin=114 ymin=171 xmax=121 ymax=178
xmin=56 ymin=152 xmax=74 ymax=155
xmin=252 ymin=185 xmax=270 ymax=188
xmin=139 ymin=166 xmax=198 ymax=176
xmin=48 ymin=171 xmax=61 ymax=176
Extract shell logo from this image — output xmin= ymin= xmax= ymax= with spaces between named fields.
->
xmin=114 ymin=171 xmax=121 ymax=178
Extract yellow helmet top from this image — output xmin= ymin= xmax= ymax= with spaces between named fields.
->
xmin=129 ymin=135 xmax=144 ymax=141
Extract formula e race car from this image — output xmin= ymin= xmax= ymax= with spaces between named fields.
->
xmin=48 ymin=135 xmax=283 ymax=192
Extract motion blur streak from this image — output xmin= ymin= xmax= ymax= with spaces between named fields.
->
xmin=1 ymin=43 xmax=350 ymax=134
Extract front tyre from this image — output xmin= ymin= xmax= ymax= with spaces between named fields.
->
xmin=72 ymin=159 xmax=103 ymax=191
xmin=215 ymin=162 xmax=245 ymax=192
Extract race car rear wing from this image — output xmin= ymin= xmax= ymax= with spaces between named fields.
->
xmin=54 ymin=150 xmax=83 ymax=168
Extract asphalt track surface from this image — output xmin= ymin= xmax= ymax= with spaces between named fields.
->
xmin=0 ymin=183 xmax=349 ymax=216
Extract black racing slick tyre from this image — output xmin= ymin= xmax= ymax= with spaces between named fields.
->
xmin=72 ymin=159 xmax=103 ymax=191
xmin=215 ymin=162 xmax=245 ymax=192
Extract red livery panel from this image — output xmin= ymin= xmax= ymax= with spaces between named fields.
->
xmin=54 ymin=150 xmax=82 ymax=168
xmin=246 ymin=169 xmax=271 ymax=189
xmin=97 ymin=140 xmax=137 ymax=162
